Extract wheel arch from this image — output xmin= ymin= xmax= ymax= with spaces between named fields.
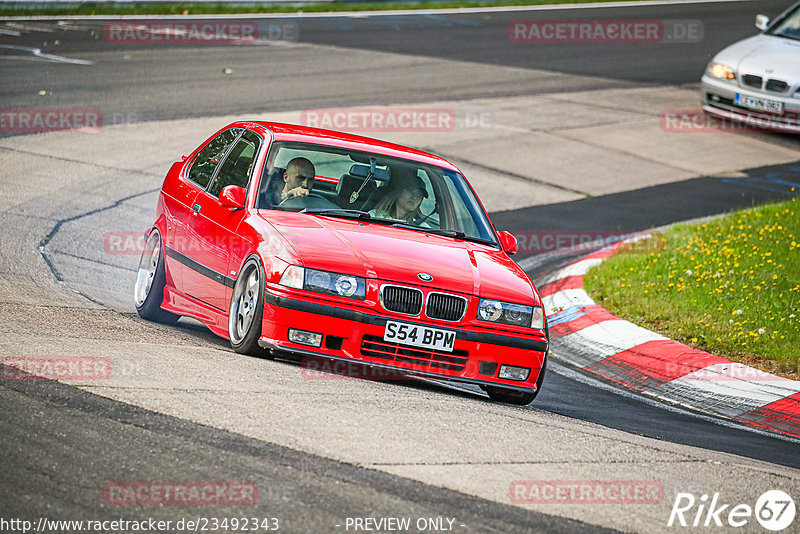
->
xmin=228 ymin=252 xmax=268 ymax=355
xmin=148 ymin=215 xmax=174 ymax=288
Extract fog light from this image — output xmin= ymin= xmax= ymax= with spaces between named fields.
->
xmin=498 ymin=365 xmax=530 ymax=381
xmin=288 ymin=329 xmax=322 ymax=347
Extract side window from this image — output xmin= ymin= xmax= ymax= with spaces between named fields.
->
xmin=208 ymin=130 xmax=260 ymax=197
xmin=186 ymin=128 xmax=242 ymax=189
xmin=416 ymin=171 xmax=436 ymax=215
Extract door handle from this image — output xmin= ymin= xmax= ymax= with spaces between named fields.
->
xmin=192 ymin=203 xmax=202 ymax=214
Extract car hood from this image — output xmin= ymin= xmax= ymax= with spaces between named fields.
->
xmin=715 ymin=35 xmax=800 ymax=81
xmin=256 ymin=211 xmax=538 ymax=303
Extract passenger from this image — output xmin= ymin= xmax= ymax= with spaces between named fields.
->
xmin=369 ymin=171 xmax=429 ymax=225
xmin=268 ymin=157 xmax=316 ymax=206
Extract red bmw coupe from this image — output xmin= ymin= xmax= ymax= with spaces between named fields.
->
xmin=134 ymin=121 xmax=548 ymax=404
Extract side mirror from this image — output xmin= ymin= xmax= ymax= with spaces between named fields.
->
xmin=755 ymin=14 xmax=770 ymax=31
xmin=219 ymin=185 xmax=246 ymax=210
xmin=497 ymin=230 xmax=518 ymax=256
xmin=181 ymin=154 xmax=189 ymax=162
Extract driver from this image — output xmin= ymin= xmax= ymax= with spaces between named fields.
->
xmin=269 ymin=157 xmax=316 ymax=206
xmin=369 ymin=169 xmax=429 ymax=225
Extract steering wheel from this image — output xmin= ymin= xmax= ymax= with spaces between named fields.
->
xmin=278 ymin=192 xmax=339 ymax=210
xmin=278 ymin=192 xmax=326 ymax=206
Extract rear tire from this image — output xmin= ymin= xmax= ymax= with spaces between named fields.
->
xmin=229 ymin=256 xmax=267 ymax=356
xmin=134 ymin=229 xmax=180 ymax=324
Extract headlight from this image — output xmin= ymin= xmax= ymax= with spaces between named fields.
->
xmin=707 ymin=63 xmax=736 ymax=80
xmin=279 ymin=266 xmax=366 ymax=300
xmin=478 ymin=299 xmax=544 ymax=329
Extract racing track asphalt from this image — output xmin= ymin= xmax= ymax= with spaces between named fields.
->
xmin=2 ymin=2 xmax=800 ymax=533
xmin=0 ymin=0 xmax=797 ymax=136
xmin=1 ymin=373 xmax=609 ymax=534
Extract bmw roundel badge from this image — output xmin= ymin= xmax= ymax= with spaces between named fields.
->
xmin=417 ymin=273 xmax=433 ymax=282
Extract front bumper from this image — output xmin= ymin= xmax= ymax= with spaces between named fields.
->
xmin=258 ymin=290 xmax=548 ymax=392
xmin=701 ymin=75 xmax=800 ymax=134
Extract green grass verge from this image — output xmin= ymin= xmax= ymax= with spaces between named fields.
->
xmin=584 ymin=197 xmax=800 ymax=379
xmin=0 ymin=0 xmax=663 ymax=18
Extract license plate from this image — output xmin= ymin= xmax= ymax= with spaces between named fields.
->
xmin=384 ymin=321 xmax=456 ymax=352
xmin=735 ymin=93 xmax=783 ymax=114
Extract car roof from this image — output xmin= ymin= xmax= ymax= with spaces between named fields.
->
xmin=230 ymin=121 xmax=460 ymax=172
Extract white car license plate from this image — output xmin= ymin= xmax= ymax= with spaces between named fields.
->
xmin=384 ymin=321 xmax=455 ymax=352
xmin=735 ymin=94 xmax=783 ymax=114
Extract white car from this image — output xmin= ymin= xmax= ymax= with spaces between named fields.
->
xmin=701 ymin=2 xmax=800 ymax=133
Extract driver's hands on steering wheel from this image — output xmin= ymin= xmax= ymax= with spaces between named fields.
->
xmin=281 ymin=186 xmax=310 ymax=202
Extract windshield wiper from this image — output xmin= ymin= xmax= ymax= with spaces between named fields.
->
xmin=302 ymin=208 xmax=372 ymax=220
xmin=388 ymin=225 xmax=499 ymax=247
xmin=308 ymin=212 xmax=499 ymax=247
xmin=429 ymin=229 xmax=498 ymax=247
xmin=387 ymin=221 xmax=422 ymax=231
xmin=422 ymin=228 xmax=467 ymax=239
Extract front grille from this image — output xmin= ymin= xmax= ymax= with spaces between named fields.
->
xmin=381 ymin=285 xmax=423 ymax=315
xmin=426 ymin=292 xmax=468 ymax=322
xmin=361 ymin=335 xmax=468 ymax=371
xmin=765 ymin=78 xmax=789 ymax=93
xmin=742 ymin=74 xmax=763 ymax=88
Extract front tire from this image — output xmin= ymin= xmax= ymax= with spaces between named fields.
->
xmin=229 ymin=256 xmax=267 ymax=356
xmin=484 ymin=324 xmax=548 ymax=405
xmin=484 ymin=386 xmax=538 ymax=405
xmin=134 ymin=229 xmax=179 ymax=324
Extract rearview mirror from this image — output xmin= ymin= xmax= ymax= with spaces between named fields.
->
xmin=755 ymin=14 xmax=770 ymax=31
xmin=219 ymin=185 xmax=246 ymax=209
xmin=349 ymin=163 xmax=390 ymax=182
xmin=497 ymin=230 xmax=518 ymax=255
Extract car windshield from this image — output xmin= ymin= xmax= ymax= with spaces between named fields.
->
xmin=256 ymin=141 xmax=498 ymax=245
xmin=766 ymin=5 xmax=800 ymax=40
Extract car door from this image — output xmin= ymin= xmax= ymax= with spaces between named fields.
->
xmin=171 ymin=127 xmax=242 ymax=300
xmin=182 ymin=129 xmax=261 ymax=311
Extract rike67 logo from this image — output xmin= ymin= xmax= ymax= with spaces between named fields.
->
xmin=668 ymin=490 xmax=795 ymax=531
